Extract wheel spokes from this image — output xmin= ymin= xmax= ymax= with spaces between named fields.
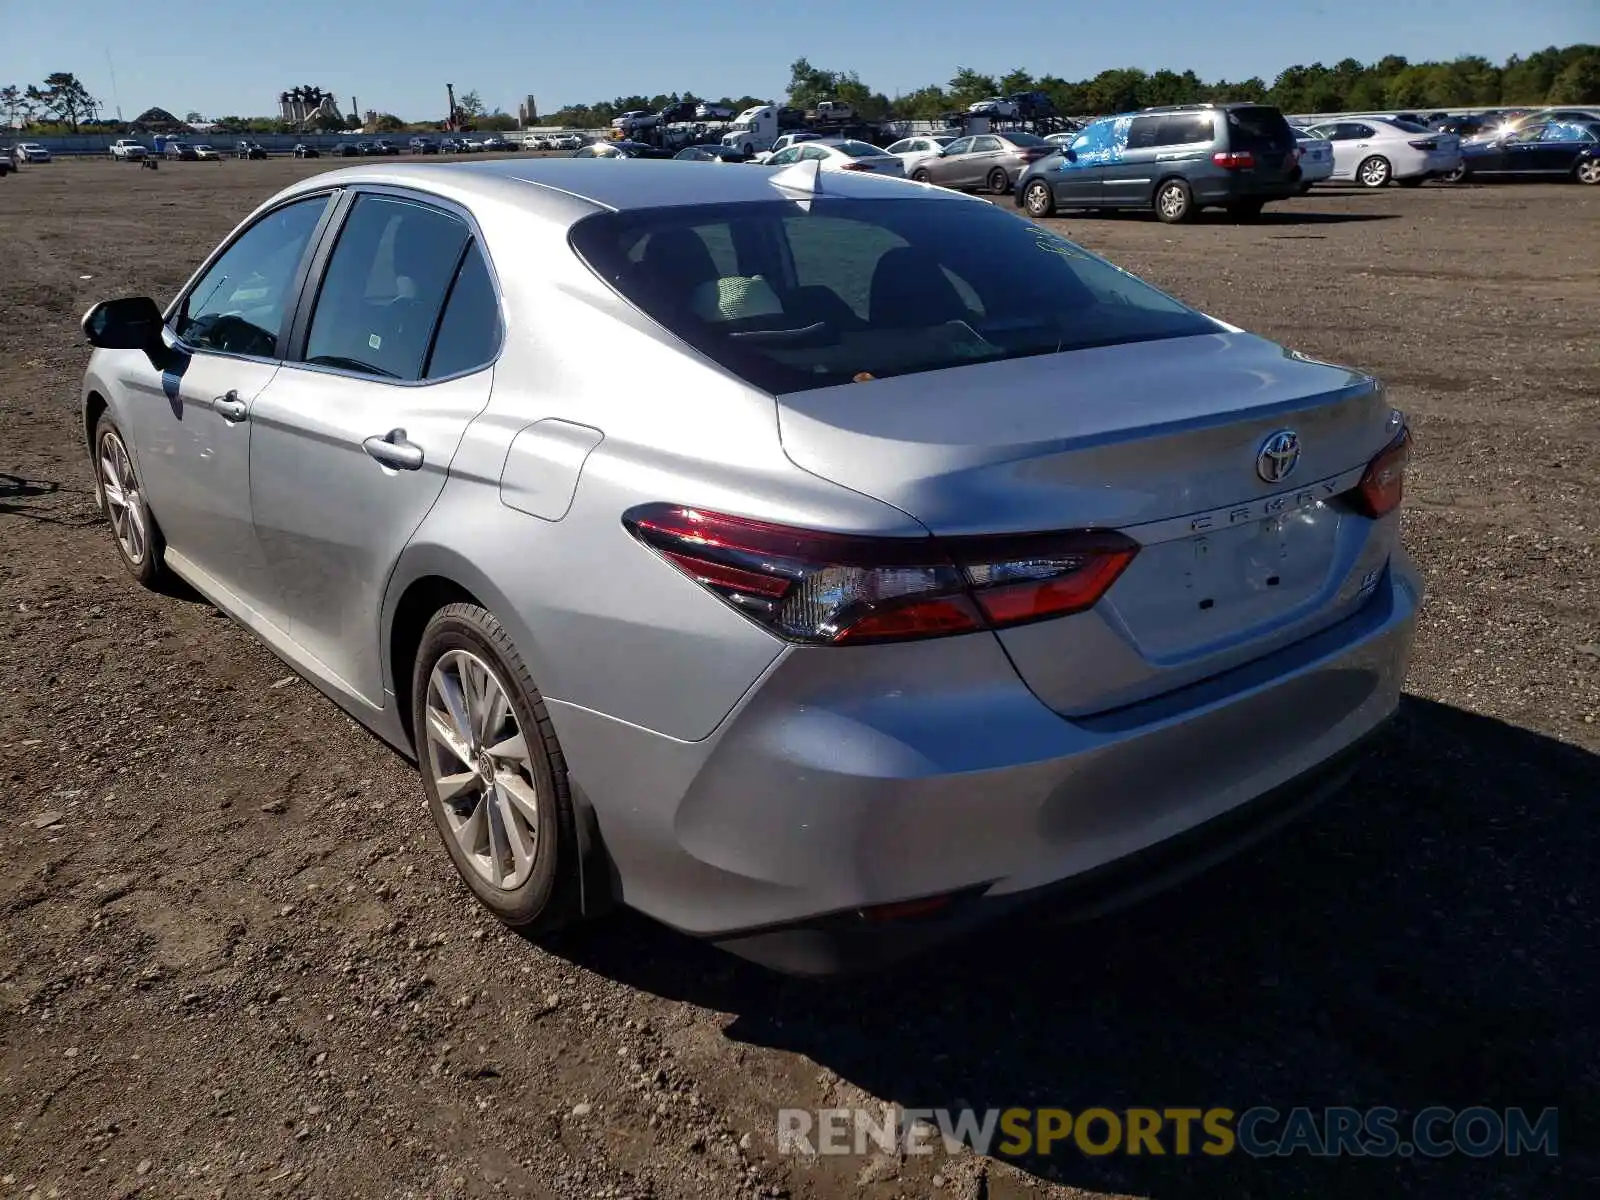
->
xmin=424 ymin=648 xmax=542 ymax=893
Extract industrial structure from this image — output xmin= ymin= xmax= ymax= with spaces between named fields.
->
xmin=277 ymin=86 xmax=344 ymax=127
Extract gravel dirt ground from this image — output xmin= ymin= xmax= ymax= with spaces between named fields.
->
xmin=0 ymin=158 xmax=1596 ymax=1200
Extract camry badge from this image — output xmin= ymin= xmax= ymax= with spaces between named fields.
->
xmin=1256 ymin=430 xmax=1301 ymax=484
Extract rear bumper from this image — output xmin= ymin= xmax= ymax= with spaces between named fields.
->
xmin=550 ymin=553 xmax=1422 ymax=974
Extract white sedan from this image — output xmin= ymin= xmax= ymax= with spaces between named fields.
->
xmin=762 ymin=138 xmax=905 ymax=177
xmin=1291 ymin=130 xmax=1335 ymax=190
xmin=883 ymin=134 xmax=956 ymax=175
xmin=1301 ymin=117 xmax=1461 ymax=187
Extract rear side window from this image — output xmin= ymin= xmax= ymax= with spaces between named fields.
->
xmin=425 ymin=242 xmax=501 ymax=379
xmin=1163 ymin=114 xmax=1215 ymax=144
xmin=569 ymin=198 xmax=1216 ymax=395
xmin=1126 ymin=117 xmax=1164 ymax=150
xmin=302 ymin=194 xmax=469 ymax=381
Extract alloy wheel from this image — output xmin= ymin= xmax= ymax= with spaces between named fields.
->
xmin=98 ymin=429 xmax=147 ymax=566
xmin=423 ymin=648 xmax=541 ymax=891
xmin=1359 ymin=156 xmax=1390 ymax=187
xmin=1577 ymin=160 xmax=1600 ymax=185
xmin=1025 ymin=181 xmax=1052 ymax=216
xmin=1158 ymin=183 xmax=1188 ymax=220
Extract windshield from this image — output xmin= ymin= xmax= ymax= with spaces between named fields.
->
xmin=569 ymin=198 xmax=1217 ymax=395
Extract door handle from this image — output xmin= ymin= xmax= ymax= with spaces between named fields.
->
xmin=362 ymin=428 xmax=424 ymax=471
xmin=212 ymin=390 xmax=248 ymax=421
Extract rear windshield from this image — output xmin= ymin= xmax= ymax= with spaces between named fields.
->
xmin=1003 ymin=132 xmax=1049 ymax=146
xmin=1225 ymin=105 xmax=1295 ymax=148
xmin=568 ymin=198 xmax=1217 ymax=395
xmin=1386 ymin=117 xmax=1431 ymax=133
xmin=834 ymin=140 xmax=885 ymax=157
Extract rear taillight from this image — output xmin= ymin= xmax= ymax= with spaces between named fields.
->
xmin=622 ymin=504 xmax=1139 ymax=645
xmin=1018 ymin=147 xmax=1050 ymax=161
xmin=1212 ymin=150 xmax=1256 ymax=170
xmin=1351 ymin=427 xmax=1411 ymax=519
xmin=1407 ymin=139 xmax=1438 ymax=150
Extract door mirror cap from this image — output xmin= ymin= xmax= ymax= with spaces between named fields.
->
xmin=82 ymin=296 xmax=166 ymax=353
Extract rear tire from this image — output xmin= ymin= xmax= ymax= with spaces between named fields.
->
xmin=912 ymin=168 xmax=932 ymax=183
xmin=1357 ymin=155 xmax=1391 ymax=188
xmin=92 ymin=414 xmax=166 ymax=589
xmin=987 ymin=167 xmax=1010 ymax=195
xmin=1154 ymin=178 xmax=1194 ymax=223
xmin=1022 ymin=178 xmax=1055 ymax=217
xmin=412 ymin=603 xmax=583 ymax=934
xmin=1576 ymin=159 xmax=1600 ymax=186
xmin=1445 ymin=164 xmax=1469 ymax=184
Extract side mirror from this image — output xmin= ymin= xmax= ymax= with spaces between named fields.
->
xmin=82 ymin=296 xmax=166 ymax=353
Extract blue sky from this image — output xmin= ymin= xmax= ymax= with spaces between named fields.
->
xmin=8 ymin=0 xmax=1594 ymax=121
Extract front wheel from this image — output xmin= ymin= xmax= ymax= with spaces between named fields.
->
xmin=1154 ymin=178 xmax=1194 ymax=224
xmin=1576 ymin=159 xmax=1600 ymax=186
xmin=987 ymin=167 xmax=1011 ymax=195
xmin=1357 ymin=155 xmax=1391 ymax=188
xmin=413 ymin=603 xmax=582 ymax=932
xmin=1444 ymin=164 xmax=1469 ymax=184
xmin=1022 ymin=178 xmax=1055 ymax=217
xmin=93 ymin=415 xmax=166 ymax=588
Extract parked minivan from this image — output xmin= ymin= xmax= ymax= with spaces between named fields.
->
xmin=1015 ymin=102 xmax=1303 ymax=223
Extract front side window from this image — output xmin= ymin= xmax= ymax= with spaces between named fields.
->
xmin=301 ymin=194 xmax=470 ymax=381
xmin=174 ymin=195 xmax=329 ymax=358
xmin=570 ymin=198 xmax=1218 ymax=395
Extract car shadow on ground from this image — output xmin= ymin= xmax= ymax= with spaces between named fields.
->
xmin=547 ymin=696 xmax=1595 ymax=1198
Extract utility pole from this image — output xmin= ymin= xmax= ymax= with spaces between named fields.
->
xmin=351 ymin=97 xmax=359 ymax=127
xmin=446 ymin=83 xmax=457 ymax=131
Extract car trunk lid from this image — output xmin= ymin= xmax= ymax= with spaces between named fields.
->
xmin=776 ymin=331 xmax=1404 ymax=714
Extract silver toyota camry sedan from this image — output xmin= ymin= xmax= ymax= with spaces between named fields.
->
xmin=77 ymin=157 xmax=1421 ymax=974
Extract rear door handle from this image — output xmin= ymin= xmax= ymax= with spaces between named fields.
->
xmin=363 ymin=428 xmax=424 ymax=471
xmin=212 ymin=391 xmax=248 ymax=421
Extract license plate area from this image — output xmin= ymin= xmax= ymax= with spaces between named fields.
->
xmin=1106 ymin=503 xmax=1347 ymax=660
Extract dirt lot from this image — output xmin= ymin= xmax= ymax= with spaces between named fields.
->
xmin=0 ymin=157 xmax=1596 ymax=1200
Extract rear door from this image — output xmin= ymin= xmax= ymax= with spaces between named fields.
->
xmin=1098 ymin=115 xmax=1163 ymax=205
xmin=247 ymin=189 xmax=501 ymax=704
xmin=1221 ymin=105 xmax=1298 ymax=185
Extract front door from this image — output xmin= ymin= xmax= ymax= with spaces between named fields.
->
xmin=117 ymin=193 xmax=332 ymax=607
xmin=248 ymin=190 xmax=502 ymax=704
xmin=930 ymin=136 xmax=977 ymax=186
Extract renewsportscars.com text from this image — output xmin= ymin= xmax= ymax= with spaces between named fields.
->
xmin=777 ymin=1105 xmax=1559 ymax=1159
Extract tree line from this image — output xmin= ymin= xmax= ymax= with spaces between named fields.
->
xmin=5 ymin=45 xmax=1596 ymax=137
xmin=545 ymin=44 xmax=1598 ymax=127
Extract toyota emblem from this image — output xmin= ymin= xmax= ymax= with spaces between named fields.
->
xmin=1256 ymin=430 xmax=1301 ymax=484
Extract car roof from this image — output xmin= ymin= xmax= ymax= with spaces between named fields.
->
xmin=272 ymin=157 xmax=963 ymax=223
